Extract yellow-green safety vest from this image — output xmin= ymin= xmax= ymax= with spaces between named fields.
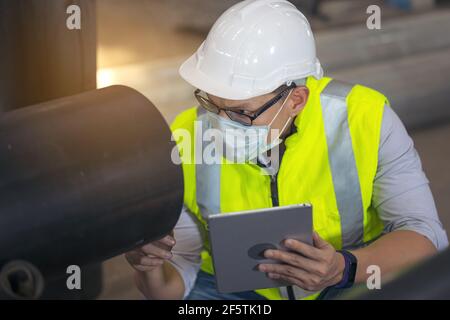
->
xmin=170 ymin=76 xmax=389 ymax=300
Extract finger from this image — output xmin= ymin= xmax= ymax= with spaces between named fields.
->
xmin=141 ymin=243 xmax=173 ymax=259
xmin=154 ymin=239 xmax=174 ymax=252
xmin=134 ymin=264 xmax=160 ymax=272
xmin=125 ymin=250 xmax=144 ymax=266
xmin=258 ymin=263 xmax=309 ymax=282
xmin=126 ymin=252 xmax=165 ymax=271
xmin=283 ymin=239 xmax=322 ymax=260
xmin=155 ymin=243 xmax=170 ymax=252
xmin=158 ymin=235 xmax=176 ymax=247
xmin=138 ymin=256 xmax=165 ymax=267
xmin=264 ymin=249 xmax=317 ymax=273
xmin=312 ymin=231 xmax=329 ymax=249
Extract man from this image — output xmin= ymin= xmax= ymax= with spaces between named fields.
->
xmin=125 ymin=0 xmax=448 ymax=300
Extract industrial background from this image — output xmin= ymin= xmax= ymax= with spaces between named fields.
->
xmin=1 ymin=0 xmax=449 ymax=299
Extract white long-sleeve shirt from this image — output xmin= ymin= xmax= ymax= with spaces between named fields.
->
xmin=167 ymin=106 xmax=449 ymax=298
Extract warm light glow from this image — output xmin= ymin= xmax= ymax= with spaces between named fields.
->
xmin=96 ymin=68 xmax=116 ymax=88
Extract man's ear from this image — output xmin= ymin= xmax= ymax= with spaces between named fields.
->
xmin=288 ymin=86 xmax=309 ymax=117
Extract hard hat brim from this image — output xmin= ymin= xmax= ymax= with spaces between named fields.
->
xmin=179 ymin=53 xmax=260 ymax=101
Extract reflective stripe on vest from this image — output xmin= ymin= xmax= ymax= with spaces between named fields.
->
xmin=320 ymin=80 xmax=365 ymax=249
xmin=195 ymin=107 xmax=222 ymax=222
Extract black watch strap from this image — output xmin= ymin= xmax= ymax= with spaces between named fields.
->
xmin=334 ymin=250 xmax=357 ymax=289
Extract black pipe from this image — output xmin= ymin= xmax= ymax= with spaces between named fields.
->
xmin=0 ymin=260 xmax=45 ymax=299
xmin=0 ymin=85 xmax=183 ymax=279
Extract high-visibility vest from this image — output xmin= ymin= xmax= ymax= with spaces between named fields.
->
xmin=171 ymin=76 xmax=389 ymax=299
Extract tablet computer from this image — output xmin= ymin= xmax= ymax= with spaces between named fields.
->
xmin=208 ymin=204 xmax=312 ymax=294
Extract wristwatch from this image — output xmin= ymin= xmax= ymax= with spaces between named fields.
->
xmin=334 ymin=250 xmax=358 ymax=289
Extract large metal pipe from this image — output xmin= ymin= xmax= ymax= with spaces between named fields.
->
xmin=331 ymin=47 xmax=450 ymax=129
xmin=0 ymin=86 xmax=183 ymax=279
xmin=319 ymin=10 xmax=450 ymax=129
xmin=317 ymin=10 xmax=450 ymax=72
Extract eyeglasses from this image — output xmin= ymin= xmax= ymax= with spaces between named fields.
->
xmin=194 ymin=83 xmax=296 ymax=126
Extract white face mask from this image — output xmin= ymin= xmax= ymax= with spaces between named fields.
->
xmin=206 ymin=90 xmax=293 ymax=163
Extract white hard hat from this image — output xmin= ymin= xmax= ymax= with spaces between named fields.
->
xmin=179 ymin=0 xmax=323 ymax=100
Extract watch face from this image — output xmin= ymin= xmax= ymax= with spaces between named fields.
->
xmin=347 ymin=252 xmax=358 ymax=286
xmin=340 ymin=250 xmax=357 ymax=288
xmin=348 ymin=261 xmax=357 ymax=285
xmin=335 ymin=250 xmax=358 ymax=289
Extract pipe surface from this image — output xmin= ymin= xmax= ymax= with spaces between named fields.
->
xmin=0 ymin=85 xmax=183 ymax=278
xmin=331 ymin=47 xmax=450 ymax=129
xmin=317 ymin=10 xmax=450 ymax=72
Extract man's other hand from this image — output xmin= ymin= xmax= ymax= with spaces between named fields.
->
xmin=258 ymin=231 xmax=345 ymax=291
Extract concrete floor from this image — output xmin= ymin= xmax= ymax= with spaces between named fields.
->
xmin=95 ymin=0 xmax=450 ymax=299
